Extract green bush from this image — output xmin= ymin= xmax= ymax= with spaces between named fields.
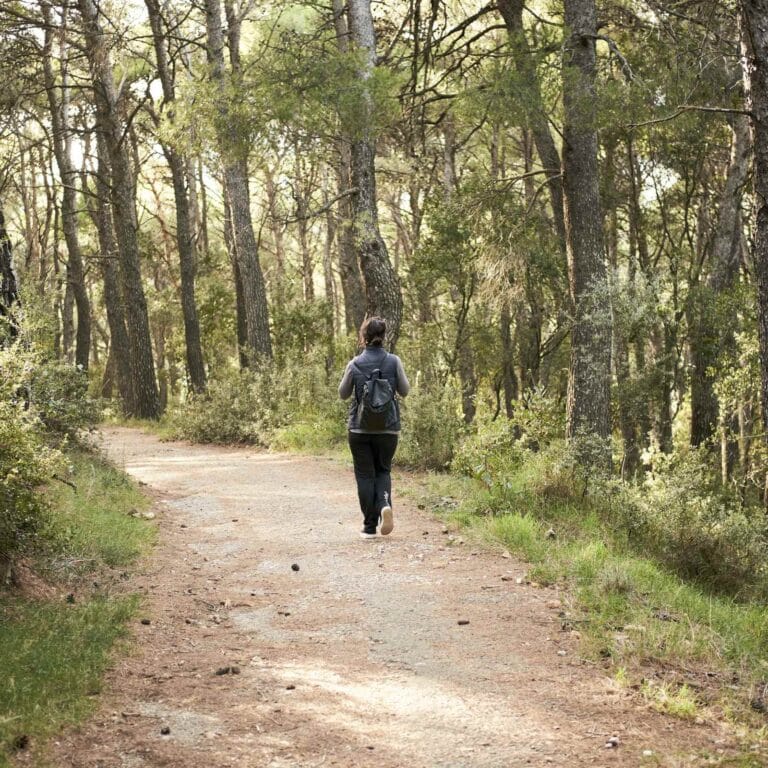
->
xmin=0 ymin=402 xmax=63 ymax=567
xmin=610 ymin=450 xmax=768 ymax=599
xmin=450 ymin=406 xmax=768 ymax=599
xmin=30 ymin=361 xmax=101 ymax=437
xmin=172 ymin=351 xmax=348 ymax=447
xmin=171 ymin=367 xmax=275 ymax=444
xmin=397 ymin=373 xmax=466 ymax=469
xmin=0 ymin=346 xmax=70 ymax=567
xmin=452 ymin=417 xmax=529 ymax=482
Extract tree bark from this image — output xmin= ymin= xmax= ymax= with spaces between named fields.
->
xmin=346 ymin=0 xmax=403 ymax=346
xmin=605 ymin=139 xmax=639 ymax=478
xmin=145 ymin=0 xmax=207 ymax=393
xmin=500 ymin=303 xmax=519 ymax=418
xmin=562 ymin=0 xmax=612 ymax=466
xmin=204 ymin=0 xmax=272 ymax=364
xmin=0 ymin=204 xmax=20 ymax=341
xmin=42 ymin=4 xmax=91 ymax=370
xmin=78 ymin=0 xmax=161 ymax=419
xmin=689 ymin=116 xmax=750 ymax=449
xmin=739 ymin=1 xmax=768 ymax=501
xmin=223 ymin=192 xmax=249 ymax=369
xmin=332 ymin=0 xmax=372 ymax=335
xmin=496 ymin=0 xmax=567 ymax=255
xmin=91 ymin=132 xmax=134 ymax=412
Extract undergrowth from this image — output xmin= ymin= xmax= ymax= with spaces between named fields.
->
xmin=403 ymin=428 xmax=768 ymax=734
xmin=0 ymin=450 xmax=152 ymax=766
xmin=0 ymin=596 xmax=138 ymax=766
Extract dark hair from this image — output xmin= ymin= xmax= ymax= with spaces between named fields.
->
xmin=360 ymin=316 xmax=386 ymax=347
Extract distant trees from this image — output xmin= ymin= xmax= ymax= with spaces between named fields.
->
xmin=740 ymin=0 xmax=768 ymax=494
xmin=204 ymin=0 xmax=272 ymax=365
xmin=0 ymin=0 xmax=764 ymax=484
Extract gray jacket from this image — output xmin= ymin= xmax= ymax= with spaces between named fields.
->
xmin=338 ymin=346 xmax=410 ymax=433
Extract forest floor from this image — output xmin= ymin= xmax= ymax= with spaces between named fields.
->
xmin=36 ymin=427 xmax=745 ymax=768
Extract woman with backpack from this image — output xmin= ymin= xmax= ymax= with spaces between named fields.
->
xmin=338 ymin=317 xmax=410 ymax=539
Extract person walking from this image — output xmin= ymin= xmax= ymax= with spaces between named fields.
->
xmin=338 ymin=317 xmax=410 ymax=539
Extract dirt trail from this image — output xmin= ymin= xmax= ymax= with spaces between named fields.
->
xmin=46 ymin=427 xmax=734 ymax=767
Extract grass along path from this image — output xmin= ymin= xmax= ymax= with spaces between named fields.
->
xmin=0 ymin=448 xmax=153 ymax=766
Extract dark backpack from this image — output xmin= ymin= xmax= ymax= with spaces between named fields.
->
xmin=354 ymin=368 xmax=397 ymax=431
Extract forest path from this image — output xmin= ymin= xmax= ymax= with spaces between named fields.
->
xmin=48 ymin=427 xmax=732 ymax=768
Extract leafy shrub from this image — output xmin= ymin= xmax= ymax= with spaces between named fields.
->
xmin=0 ymin=346 xmax=72 ymax=567
xmin=610 ymin=449 xmax=768 ymax=599
xmin=171 ymin=367 xmax=276 ymax=444
xmin=452 ymin=418 xmax=529 ymax=482
xmin=29 ymin=362 xmax=101 ymax=436
xmin=172 ymin=351 xmax=348 ymax=447
xmin=0 ymin=401 xmax=62 ymax=566
xmin=397 ymin=373 xmax=465 ymax=469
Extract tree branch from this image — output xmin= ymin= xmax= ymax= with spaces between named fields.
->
xmin=280 ymin=187 xmax=359 ymax=223
xmin=629 ymin=105 xmax=753 ymax=129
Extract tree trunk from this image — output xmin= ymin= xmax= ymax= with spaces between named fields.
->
xmin=78 ymin=0 xmax=161 ymax=419
xmin=145 ymin=0 xmax=207 ymax=393
xmin=346 ymin=0 xmax=403 ymax=346
xmin=739 ymin=1 xmax=768 ymax=502
xmin=337 ymin=138 xmax=367 ymax=334
xmin=42 ymin=5 xmax=91 ymax=370
xmin=332 ymin=0 xmax=371 ymax=335
xmin=263 ymin=164 xmax=287 ymax=303
xmin=689 ymin=116 xmax=750 ymax=449
xmin=605 ymin=137 xmax=639 ymax=478
xmin=62 ymin=278 xmax=75 ymax=362
xmin=223 ymin=192 xmax=249 ymax=369
xmin=626 ymin=136 xmax=653 ymax=451
xmin=92 ymin=132 xmax=134 ymax=412
xmin=562 ymin=0 xmax=612 ymax=466
xmin=204 ymin=0 xmax=272 ymax=364
xmin=323 ymin=169 xmax=340 ymax=339
xmin=497 ymin=0 xmax=567 ymax=255
xmin=500 ymin=303 xmax=518 ymax=418
xmin=0 ymin=205 xmax=20 ymax=341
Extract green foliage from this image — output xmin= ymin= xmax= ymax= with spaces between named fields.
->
xmin=610 ymin=450 xmax=768 ymax=599
xmin=0 ymin=345 xmax=74 ymax=564
xmin=42 ymin=451 xmax=154 ymax=571
xmin=450 ymin=404 xmax=768 ymax=601
xmin=0 ymin=401 xmax=62 ymax=565
xmin=28 ymin=361 xmax=101 ymax=437
xmin=409 ymin=443 xmax=768 ymax=719
xmin=171 ymin=366 xmax=276 ymax=445
xmin=397 ymin=373 xmax=465 ymax=470
xmin=172 ymin=351 xmax=348 ymax=449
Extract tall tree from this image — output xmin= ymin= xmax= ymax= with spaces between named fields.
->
xmin=145 ymin=0 xmax=206 ymax=393
xmin=496 ymin=0 xmax=567 ymax=256
xmin=41 ymin=3 xmax=91 ymax=370
xmin=0 ymin=203 xmax=19 ymax=340
xmin=740 ymin=0 xmax=768 ymax=498
xmin=346 ymin=0 xmax=403 ymax=345
xmin=204 ymin=0 xmax=272 ymax=364
xmin=87 ymin=131 xmax=133 ymax=410
xmin=331 ymin=0 xmax=366 ymax=334
xmin=562 ymin=0 xmax=612 ymax=465
xmin=78 ymin=0 xmax=161 ymax=419
xmin=689 ymin=116 xmax=750 ymax=452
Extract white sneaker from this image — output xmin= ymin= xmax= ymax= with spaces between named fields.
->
xmin=380 ymin=505 xmax=394 ymax=536
xmin=360 ymin=531 xmax=377 ymax=540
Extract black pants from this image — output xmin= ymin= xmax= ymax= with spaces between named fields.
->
xmin=348 ymin=432 xmax=399 ymax=532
